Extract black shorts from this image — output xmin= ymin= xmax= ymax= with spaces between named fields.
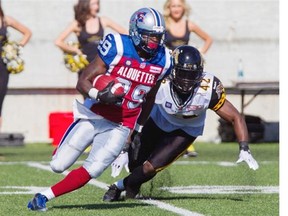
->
xmin=128 ymin=118 xmax=196 ymax=172
xmin=0 ymin=59 xmax=9 ymax=116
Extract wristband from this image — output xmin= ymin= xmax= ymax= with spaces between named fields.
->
xmin=239 ymin=141 xmax=249 ymax=151
xmin=88 ymin=88 xmax=99 ymax=100
xmin=134 ymin=123 xmax=143 ymax=133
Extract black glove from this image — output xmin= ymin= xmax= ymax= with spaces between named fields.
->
xmin=97 ymin=81 xmax=124 ymax=104
xmin=130 ymin=131 xmax=142 ymax=161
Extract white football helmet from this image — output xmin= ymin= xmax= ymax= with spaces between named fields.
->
xmin=129 ymin=7 xmax=166 ymax=57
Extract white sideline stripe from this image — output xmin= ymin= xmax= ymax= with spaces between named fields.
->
xmin=174 ymin=161 xmax=237 ymax=167
xmin=0 ymin=186 xmax=48 ymax=194
xmin=1 ymin=184 xmax=278 ymax=195
xmin=173 ymin=161 xmax=277 ymax=166
xmin=161 ymin=185 xmax=279 ymax=194
xmin=142 ymin=199 xmax=204 ymax=216
xmin=25 ymin=162 xmax=204 ymax=216
xmin=0 ymin=160 xmax=277 ymax=166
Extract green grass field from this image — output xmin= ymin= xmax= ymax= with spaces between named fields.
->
xmin=0 ymin=142 xmax=279 ymax=216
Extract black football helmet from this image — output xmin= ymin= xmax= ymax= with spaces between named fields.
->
xmin=171 ymin=45 xmax=204 ymax=94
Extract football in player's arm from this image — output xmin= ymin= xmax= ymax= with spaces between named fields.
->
xmin=105 ymin=45 xmax=259 ymax=201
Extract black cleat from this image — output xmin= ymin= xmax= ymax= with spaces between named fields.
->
xmin=125 ymin=185 xmax=140 ymax=199
xmin=103 ymin=184 xmax=122 ymax=202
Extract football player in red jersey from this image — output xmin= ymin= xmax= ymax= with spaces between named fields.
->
xmin=27 ymin=7 xmax=172 ymax=211
xmin=103 ymin=45 xmax=259 ymax=201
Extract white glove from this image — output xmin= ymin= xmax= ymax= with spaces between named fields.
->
xmin=111 ymin=151 xmax=129 ymax=178
xmin=236 ymin=149 xmax=259 ymax=170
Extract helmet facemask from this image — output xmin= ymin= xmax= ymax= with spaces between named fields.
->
xmin=137 ymin=30 xmax=165 ymax=56
xmin=172 ymin=67 xmax=203 ymax=94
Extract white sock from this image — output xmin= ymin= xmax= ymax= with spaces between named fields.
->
xmin=41 ymin=188 xmax=55 ymax=201
xmin=114 ymin=179 xmax=125 ymax=190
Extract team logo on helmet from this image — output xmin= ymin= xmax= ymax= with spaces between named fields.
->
xmin=136 ymin=12 xmax=146 ymax=23
xmin=183 ymin=63 xmax=198 ymax=70
xmin=173 ymin=49 xmax=180 ymax=65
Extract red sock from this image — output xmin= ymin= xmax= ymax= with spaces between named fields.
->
xmin=51 ymin=166 xmax=91 ymax=197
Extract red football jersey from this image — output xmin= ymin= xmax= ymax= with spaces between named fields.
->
xmin=90 ymin=33 xmax=172 ymax=129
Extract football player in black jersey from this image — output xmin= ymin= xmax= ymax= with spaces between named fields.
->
xmin=103 ymin=45 xmax=259 ymax=202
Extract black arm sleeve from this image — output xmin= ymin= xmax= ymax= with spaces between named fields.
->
xmin=208 ymin=76 xmax=226 ymax=111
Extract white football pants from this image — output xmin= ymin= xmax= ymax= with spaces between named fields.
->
xmin=50 ymin=118 xmax=130 ymax=178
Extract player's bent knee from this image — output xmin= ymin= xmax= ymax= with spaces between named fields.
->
xmin=50 ymin=160 xmax=67 ymax=173
xmin=143 ymin=161 xmax=156 ymax=175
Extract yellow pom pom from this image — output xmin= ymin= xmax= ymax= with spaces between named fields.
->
xmin=1 ymin=41 xmax=24 ymax=74
xmin=63 ymin=41 xmax=88 ymax=73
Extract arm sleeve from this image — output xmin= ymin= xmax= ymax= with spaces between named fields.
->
xmin=208 ymin=76 xmax=226 ymax=111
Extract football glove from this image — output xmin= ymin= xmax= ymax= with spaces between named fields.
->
xmin=236 ymin=143 xmax=259 ymax=170
xmin=130 ymin=131 xmax=142 ymax=161
xmin=97 ymin=81 xmax=124 ymax=104
xmin=111 ymin=151 xmax=129 ymax=178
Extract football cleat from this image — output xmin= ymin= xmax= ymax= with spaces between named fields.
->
xmin=183 ymin=144 xmax=198 ymax=158
xmin=27 ymin=193 xmax=47 ymax=211
xmin=125 ymin=185 xmax=140 ymax=199
xmin=183 ymin=150 xmax=198 ymax=158
xmin=103 ymin=184 xmax=122 ymax=202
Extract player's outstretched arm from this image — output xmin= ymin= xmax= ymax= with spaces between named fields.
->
xmin=216 ymin=100 xmax=259 ymax=170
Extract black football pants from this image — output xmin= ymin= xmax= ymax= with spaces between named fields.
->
xmin=128 ymin=118 xmax=197 ymax=172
